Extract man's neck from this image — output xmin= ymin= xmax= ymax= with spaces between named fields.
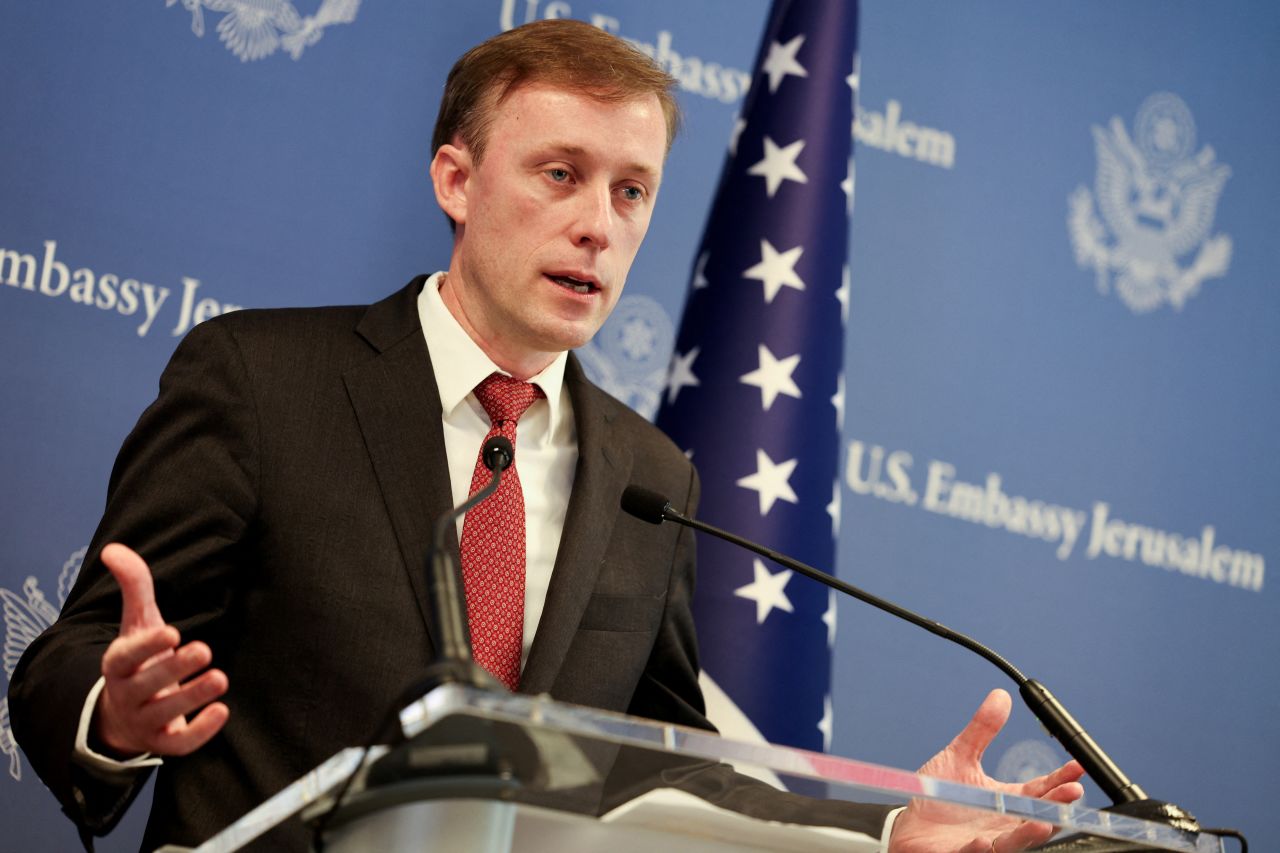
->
xmin=436 ymin=272 xmax=557 ymax=380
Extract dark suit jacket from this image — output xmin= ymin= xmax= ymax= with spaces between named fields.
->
xmin=10 ymin=278 xmax=711 ymax=850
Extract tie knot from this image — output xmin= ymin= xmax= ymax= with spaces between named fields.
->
xmin=474 ymin=373 xmax=544 ymax=425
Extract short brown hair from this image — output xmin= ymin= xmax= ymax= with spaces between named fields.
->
xmin=431 ymin=19 xmax=681 ymax=164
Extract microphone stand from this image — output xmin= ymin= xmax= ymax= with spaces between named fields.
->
xmin=310 ymin=437 xmax=520 ymax=848
xmin=620 ymin=487 xmax=1206 ymax=851
xmin=418 ymin=435 xmax=514 ymax=693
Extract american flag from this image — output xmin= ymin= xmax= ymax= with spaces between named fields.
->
xmin=656 ymin=0 xmax=859 ymax=754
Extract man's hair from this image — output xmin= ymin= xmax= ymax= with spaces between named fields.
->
xmin=431 ymin=19 xmax=681 ymax=164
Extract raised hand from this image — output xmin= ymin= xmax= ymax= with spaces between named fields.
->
xmin=93 ymin=543 xmax=229 ymax=757
xmin=889 ymin=689 xmax=1085 ymax=853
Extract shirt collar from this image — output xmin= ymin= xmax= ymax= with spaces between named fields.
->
xmin=417 ymin=272 xmax=569 ymax=437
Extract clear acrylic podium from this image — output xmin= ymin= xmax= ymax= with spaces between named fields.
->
xmin=161 ymin=684 xmax=1227 ymax=853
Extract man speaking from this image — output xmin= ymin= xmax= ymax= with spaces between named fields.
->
xmin=10 ymin=19 xmax=1082 ymax=852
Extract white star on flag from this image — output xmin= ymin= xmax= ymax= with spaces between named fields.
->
xmin=729 ymin=117 xmax=747 ymax=156
xmin=736 ymin=448 xmax=800 ymax=515
xmin=818 ymin=694 xmax=834 ymax=752
xmin=841 ymin=157 xmax=855 ymax=214
xmin=762 ymin=33 xmax=808 ymax=93
xmin=693 ymin=251 xmax=710 ymax=290
xmin=734 ymin=557 xmax=795 ymax=624
xmin=666 ymin=347 xmax=701 ymax=405
xmin=822 ymin=589 xmax=837 ymax=647
xmin=835 ymin=264 xmax=850 ymax=324
xmin=740 ymin=344 xmax=803 ymax=411
xmin=826 ymin=477 xmax=841 ymax=537
xmin=846 ymin=53 xmax=860 ymax=93
xmin=747 ymin=136 xmax=808 ymax=198
xmin=831 ymin=372 xmax=845 ymax=431
xmin=743 ymin=239 xmax=806 ymax=304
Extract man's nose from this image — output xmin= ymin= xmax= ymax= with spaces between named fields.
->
xmin=570 ymin=184 xmax=613 ymax=249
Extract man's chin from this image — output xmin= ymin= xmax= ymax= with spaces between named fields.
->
xmin=535 ymin=318 xmax=606 ymax=354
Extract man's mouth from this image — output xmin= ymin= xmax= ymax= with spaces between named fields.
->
xmin=547 ymin=273 xmax=599 ymax=295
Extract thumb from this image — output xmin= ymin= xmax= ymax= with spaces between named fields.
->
xmin=101 ymin=543 xmax=164 ymax=633
xmin=949 ymin=688 xmax=1012 ymax=765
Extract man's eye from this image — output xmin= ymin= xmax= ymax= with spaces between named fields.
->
xmin=620 ymin=186 xmax=644 ymax=201
xmin=548 ymin=168 xmax=570 ymax=182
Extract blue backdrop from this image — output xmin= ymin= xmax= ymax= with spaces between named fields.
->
xmin=1 ymin=1 xmax=1274 ymax=850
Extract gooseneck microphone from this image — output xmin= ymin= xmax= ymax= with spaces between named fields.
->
xmin=429 ymin=435 xmax=514 ymax=670
xmin=620 ymin=484 xmax=1208 ymax=839
xmin=311 ymin=436 xmax=520 ymax=847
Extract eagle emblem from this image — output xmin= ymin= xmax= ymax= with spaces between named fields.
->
xmin=166 ymin=0 xmax=361 ymax=62
xmin=0 ymin=548 xmax=84 ymax=781
xmin=577 ymin=295 xmax=675 ymax=421
xmin=1068 ymin=92 xmax=1232 ymax=313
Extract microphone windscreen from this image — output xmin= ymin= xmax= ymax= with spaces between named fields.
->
xmin=483 ymin=436 xmax=514 ymax=472
xmin=620 ymin=485 xmax=669 ymax=524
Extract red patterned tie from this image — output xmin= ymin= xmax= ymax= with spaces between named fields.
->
xmin=459 ymin=373 xmax=545 ymax=691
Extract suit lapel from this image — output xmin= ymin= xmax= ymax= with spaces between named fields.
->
xmin=342 ymin=277 xmax=458 ymax=655
xmin=521 ymin=355 xmax=633 ymax=694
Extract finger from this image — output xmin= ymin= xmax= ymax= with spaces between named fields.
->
xmin=153 ymin=702 xmax=230 ymax=757
xmin=102 ymin=543 xmax=164 ymax=633
xmin=101 ymin=624 xmax=180 ymax=680
xmin=127 ymin=641 xmax=215 ymax=701
xmin=136 ymin=668 xmax=229 ymax=733
xmin=948 ymin=688 xmax=1012 ymax=764
xmin=1020 ymin=760 xmax=1085 ymax=798
xmin=993 ymin=818 xmax=1057 ymax=852
xmin=1038 ymin=780 xmax=1085 ymax=804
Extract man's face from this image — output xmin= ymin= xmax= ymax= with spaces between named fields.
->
xmin=437 ymin=82 xmax=668 ymax=376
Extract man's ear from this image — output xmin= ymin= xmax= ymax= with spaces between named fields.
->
xmin=430 ymin=142 xmax=471 ymax=225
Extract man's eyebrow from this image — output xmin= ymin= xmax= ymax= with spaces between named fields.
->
xmin=542 ymin=143 xmax=661 ymax=179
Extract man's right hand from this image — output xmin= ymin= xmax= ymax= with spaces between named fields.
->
xmin=94 ymin=543 xmax=230 ymax=757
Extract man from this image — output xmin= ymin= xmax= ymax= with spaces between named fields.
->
xmin=10 ymin=19 xmax=1082 ymax=852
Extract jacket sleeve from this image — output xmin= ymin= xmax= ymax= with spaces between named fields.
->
xmin=623 ymin=463 xmax=712 ymax=731
xmin=7 ymin=316 xmax=260 ymax=837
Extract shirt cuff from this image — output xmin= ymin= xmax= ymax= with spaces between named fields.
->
xmin=879 ymin=806 xmax=906 ymax=852
xmin=75 ymin=676 xmax=164 ymax=774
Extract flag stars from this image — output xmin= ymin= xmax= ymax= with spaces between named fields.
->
xmin=818 ymin=695 xmax=834 ymax=752
xmin=835 ymin=264 xmax=850 ymax=324
xmin=666 ymin=347 xmax=701 ymax=405
xmin=743 ymin=239 xmax=806 ymax=304
xmin=831 ymin=372 xmax=845 ymax=431
xmin=822 ymin=589 xmax=837 ymax=647
xmin=762 ymin=33 xmax=808 ymax=93
xmin=736 ymin=448 xmax=799 ymax=515
xmin=841 ymin=157 xmax=855 ymax=215
xmin=729 ymin=117 xmax=747 ymax=157
xmin=693 ymin=251 xmax=710 ymax=290
xmin=740 ymin=344 xmax=802 ymax=411
xmin=826 ymin=478 xmax=841 ymax=538
xmin=748 ymin=136 xmax=808 ymax=198
xmin=734 ymin=558 xmax=794 ymax=624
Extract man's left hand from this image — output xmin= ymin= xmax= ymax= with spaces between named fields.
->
xmin=888 ymin=689 xmax=1085 ymax=853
